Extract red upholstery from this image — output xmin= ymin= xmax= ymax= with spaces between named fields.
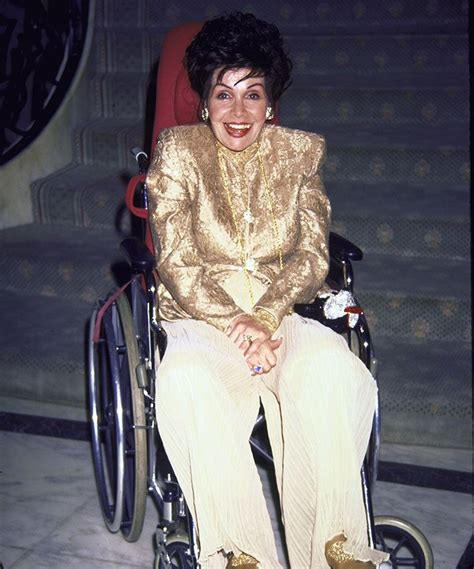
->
xmin=151 ymin=21 xmax=203 ymax=149
xmin=126 ymin=22 xmax=203 ymax=252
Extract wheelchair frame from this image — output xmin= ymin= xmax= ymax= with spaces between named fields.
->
xmin=88 ymin=151 xmax=434 ymax=569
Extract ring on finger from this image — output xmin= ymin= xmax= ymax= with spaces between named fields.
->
xmin=243 ymin=334 xmax=254 ymax=344
xmin=252 ymin=364 xmax=264 ymax=374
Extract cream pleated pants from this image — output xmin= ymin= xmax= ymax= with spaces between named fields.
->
xmin=155 ymin=314 xmax=388 ymax=568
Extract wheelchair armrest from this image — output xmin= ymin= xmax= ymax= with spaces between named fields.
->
xmin=329 ymin=232 xmax=363 ymax=262
xmin=120 ymin=237 xmax=156 ymax=273
xmin=326 ymin=257 xmax=346 ymax=289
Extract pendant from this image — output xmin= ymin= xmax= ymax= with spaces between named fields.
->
xmin=245 ymin=257 xmax=257 ymax=272
xmin=243 ymin=209 xmax=254 ymax=224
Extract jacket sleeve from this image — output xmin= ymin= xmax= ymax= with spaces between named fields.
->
xmin=146 ymin=129 xmax=243 ymax=332
xmin=254 ymin=136 xmax=331 ymax=324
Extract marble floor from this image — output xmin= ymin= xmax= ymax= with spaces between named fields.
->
xmin=0 ymin=398 xmax=472 ymax=569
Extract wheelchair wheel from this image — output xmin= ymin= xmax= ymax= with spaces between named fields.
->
xmin=374 ymin=516 xmax=434 ymax=568
xmin=88 ymin=293 xmax=148 ymax=541
xmin=154 ymin=534 xmax=194 ymax=569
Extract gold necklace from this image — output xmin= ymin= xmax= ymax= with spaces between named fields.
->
xmin=216 ymin=141 xmax=284 ymax=308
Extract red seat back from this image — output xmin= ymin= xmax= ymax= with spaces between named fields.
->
xmin=151 ymin=22 xmax=203 ymax=150
xmin=127 ymin=23 xmax=203 ymax=251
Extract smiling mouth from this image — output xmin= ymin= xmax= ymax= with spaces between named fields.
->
xmin=224 ymin=123 xmax=252 ymax=137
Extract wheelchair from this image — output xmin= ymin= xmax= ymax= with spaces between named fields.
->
xmin=87 ymin=22 xmax=434 ymax=569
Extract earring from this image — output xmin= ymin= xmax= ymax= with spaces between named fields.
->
xmin=201 ymin=106 xmax=209 ymax=122
xmin=265 ymin=107 xmax=274 ymax=121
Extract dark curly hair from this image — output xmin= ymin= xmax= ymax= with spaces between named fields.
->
xmin=185 ymin=12 xmax=292 ymax=105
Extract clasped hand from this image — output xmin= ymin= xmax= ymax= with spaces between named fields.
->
xmin=226 ymin=314 xmax=282 ymax=375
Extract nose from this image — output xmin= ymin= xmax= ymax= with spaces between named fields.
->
xmin=232 ymin=97 xmax=245 ymax=117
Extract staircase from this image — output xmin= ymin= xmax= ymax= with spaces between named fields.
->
xmin=0 ymin=0 xmax=469 ymax=448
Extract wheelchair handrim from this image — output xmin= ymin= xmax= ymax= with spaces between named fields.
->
xmin=88 ymin=307 xmax=125 ymax=533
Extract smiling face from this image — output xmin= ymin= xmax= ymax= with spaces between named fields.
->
xmin=206 ymin=68 xmax=269 ymax=152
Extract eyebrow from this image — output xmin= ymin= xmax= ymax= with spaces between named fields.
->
xmin=215 ymin=81 xmax=265 ymax=89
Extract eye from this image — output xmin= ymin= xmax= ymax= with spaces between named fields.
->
xmin=216 ymin=91 xmax=231 ymax=100
xmin=247 ymin=91 xmax=263 ymax=101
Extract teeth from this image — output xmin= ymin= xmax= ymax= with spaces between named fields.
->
xmin=227 ymin=124 xmax=251 ymax=130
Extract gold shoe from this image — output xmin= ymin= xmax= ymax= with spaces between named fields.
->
xmin=226 ymin=552 xmax=259 ymax=568
xmin=325 ymin=534 xmax=376 ymax=569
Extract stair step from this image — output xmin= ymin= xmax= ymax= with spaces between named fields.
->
xmin=97 ymin=0 xmax=147 ymax=28
xmin=88 ymin=72 xmax=150 ymax=119
xmin=320 ymin=123 xmax=467 ymax=148
xmin=91 ymin=27 xmax=164 ymax=73
xmin=356 ymin=253 xmax=469 ymax=300
xmin=0 ymin=291 xmax=92 ymax=405
xmin=75 ymin=118 xmax=144 ymax=170
xmin=91 ymin=25 xmax=468 ymax=76
xmin=329 ymin=180 xmax=469 ymax=258
xmin=0 ymin=224 xmax=125 ymax=301
xmin=328 ymin=180 xmax=468 ymax=221
xmin=357 ymin=288 xmax=469 ymax=343
xmin=353 ymin=254 xmax=470 ymax=342
xmin=282 ymin=85 xmax=468 ymax=128
xmin=322 ymin=138 xmax=468 ymax=188
xmin=292 ymin=70 xmax=467 ymax=89
xmin=375 ymin=338 xmax=471 ymax=447
xmin=288 ymin=33 xmax=468 ymax=77
xmin=31 ymin=163 xmax=128 ymax=227
xmin=144 ymin=0 xmax=468 ymax=33
xmin=0 ymin=395 xmax=88 ymax=421
xmin=96 ymin=0 xmax=468 ymax=33
xmin=332 ymin=212 xmax=468 ymax=260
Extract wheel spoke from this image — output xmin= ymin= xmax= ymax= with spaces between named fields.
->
xmin=395 ymin=558 xmax=419 ymax=567
xmin=391 ymin=536 xmax=408 ymax=556
xmin=375 ymin=531 xmax=388 ymax=552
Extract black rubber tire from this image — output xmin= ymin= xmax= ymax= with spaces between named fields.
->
xmin=88 ymin=294 xmax=148 ymax=541
xmin=374 ymin=515 xmax=434 ymax=569
xmin=115 ymin=293 xmax=148 ymax=542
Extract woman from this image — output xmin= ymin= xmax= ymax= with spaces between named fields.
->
xmin=146 ymin=12 xmax=389 ymax=569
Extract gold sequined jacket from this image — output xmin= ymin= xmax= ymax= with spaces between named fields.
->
xmin=146 ymin=123 xmax=331 ymax=333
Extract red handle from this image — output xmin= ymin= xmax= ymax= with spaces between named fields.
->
xmin=126 ymin=174 xmax=148 ymax=219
